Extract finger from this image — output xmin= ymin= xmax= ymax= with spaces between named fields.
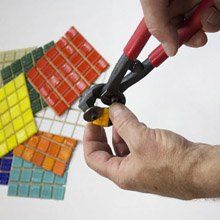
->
xmin=170 ymin=0 xmax=201 ymax=17
xmin=140 ymin=0 xmax=178 ymax=56
xmin=109 ymin=103 xmax=147 ymax=149
xmin=83 ymin=123 xmax=123 ymax=181
xmin=201 ymin=6 xmax=220 ymax=32
xmin=112 ymin=126 xmax=130 ymax=157
xmin=184 ymin=30 xmax=208 ymax=47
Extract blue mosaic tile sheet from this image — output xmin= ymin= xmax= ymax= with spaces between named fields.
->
xmin=7 ymin=156 xmax=68 ymax=200
xmin=0 ymin=151 xmax=13 ymax=185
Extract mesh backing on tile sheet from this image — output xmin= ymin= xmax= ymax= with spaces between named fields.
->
xmin=0 ymin=151 xmax=13 ymax=185
xmin=35 ymin=70 xmax=109 ymax=141
xmin=27 ymin=27 xmax=109 ymax=115
xmin=0 ymin=47 xmax=35 ymax=86
xmin=0 ymin=73 xmax=37 ymax=157
xmin=13 ymin=131 xmax=77 ymax=176
xmin=0 ymin=42 xmax=55 ymax=114
xmin=8 ymin=156 xmax=68 ymax=200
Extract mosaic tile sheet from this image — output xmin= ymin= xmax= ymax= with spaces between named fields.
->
xmin=0 ymin=47 xmax=35 ymax=86
xmin=8 ymin=156 xmax=68 ymax=200
xmin=0 ymin=42 xmax=54 ymax=114
xmin=13 ymin=131 xmax=77 ymax=176
xmin=0 ymin=151 xmax=13 ymax=185
xmin=27 ymin=26 xmax=109 ymax=115
xmin=0 ymin=73 xmax=37 ymax=157
xmin=35 ymin=67 xmax=109 ymax=141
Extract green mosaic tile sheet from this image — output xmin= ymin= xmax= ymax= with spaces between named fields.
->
xmin=0 ymin=42 xmax=54 ymax=114
xmin=8 ymin=156 xmax=68 ymax=200
xmin=0 ymin=47 xmax=35 ymax=86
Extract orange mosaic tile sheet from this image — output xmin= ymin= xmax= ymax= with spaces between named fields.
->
xmin=27 ymin=26 xmax=109 ymax=116
xmin=13 ymin=132 xmax=77 ymax=176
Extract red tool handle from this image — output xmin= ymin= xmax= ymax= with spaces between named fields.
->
xmin=124 ymin=18 xmax=151 ymax=60
xmin=148 ymin=0 xmax=213 ymax=67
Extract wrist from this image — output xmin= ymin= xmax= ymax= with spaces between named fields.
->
xmin=184 ymin=143 xmax=220 ymax=199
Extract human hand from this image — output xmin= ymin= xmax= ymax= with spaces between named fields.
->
xmin=83 ymin=103 xmax=220 ymax=200
xmin=140 ymin=0 xmax=220 ymax=56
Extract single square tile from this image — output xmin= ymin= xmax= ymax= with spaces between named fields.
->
xmin=41 ymin=185 xmax=52 ymax=199
xmin=20 ymin=169 xmax=32 ymax=182
xmin=10 ymin=169 xmax=21 ymax=182
xmin=18 ymin=183 xmax=30 ymax=196
xmin=8 ymin=182 xmax=18 ymax=195
xmin=29 ymin=185 xmax=41 ymax=198
xmin=53 ymin=186 xmax=65 ymax=200
xmin=32 ymin=169 xmax=44 ymax=183
xmin=43 ymin=171 xmax=55 ymax=184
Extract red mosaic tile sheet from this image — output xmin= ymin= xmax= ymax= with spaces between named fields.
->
xmin=27 ymin=27 xmax=109 ymax=115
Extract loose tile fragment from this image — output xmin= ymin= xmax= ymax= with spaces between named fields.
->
xmin=28 ymin=27 xmax=109 ymax=115
xmin=8 ymin=156 xmax=68 ymax=200
xmin=0 ymin=73 xmax=37 ymax=157
xmin=13 ymin=131 xmax=77 ymax=176
xmin=0 ymin=42 xmax=54 ymax=114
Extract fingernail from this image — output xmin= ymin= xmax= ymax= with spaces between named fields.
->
xmin=163 ymin=42 xmax=176 ymax=57
xmin=109 ymin=103 xmax=124 ymax=119
xmin=207 ymin=8 xmax=220 ymax=26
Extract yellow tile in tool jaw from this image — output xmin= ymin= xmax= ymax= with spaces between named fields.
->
xmin=25 ymin=121 xmax=37 ymax=137
xmin=14 ymin=73 xmax=25 ymax=89
xmin=1 ymin=111 xmax=11 ymax=126
xmin=16 ymin=129 xmax=27 ymax=144
xmin=0 ymin=99 xmax=8 ymax=114
xmin=22 ymin=109 xmax=33 ymax=124
xmin=13 ymin=116 xmax=24 ymax=132
xmin=10 ymin=105 xmax=21 ymax=120
xmin=4 ymin=81 xmax=16 ymax=96
xmin=7 ymin=92 xmax=18 ymax=107
xmin=17 ymin=85 xmax=28 ymax=101
xmin=0 ymin=143 xmax=8 ymax=157
xmin=19 ymin=97 xmax=30 ymax=112
xmin=4 ymin=123 xmax=14 ymax=138
xmin=92 ymin=108 xmax=110 ymax=127
xmin=0 ymin=88 xmax=6 ymax=101
xmin=7 ymin=136 xmax=17 ymax=151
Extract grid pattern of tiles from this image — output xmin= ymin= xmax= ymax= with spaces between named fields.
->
xmin=0 ymin=151 xmax=13 ymax=185
xmin=13 ymin=131 xmax=77 ymax=176
xmin=0 ymin=48 xmax=34 ymax=72
xmin=8 ymin=156 xmax=68 ymax=200
xmin=0 ymin=42 xmax=54 ymax=114
xmin=27 ymin=26 xmax=109 ymax=115
xmin=35 ymin=68 xmax=109 ymax=141
xmin=0 ymin=73 xmax=37 ymax=157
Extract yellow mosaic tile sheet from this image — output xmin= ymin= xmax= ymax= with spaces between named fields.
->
xmin=0 ymin=73 xmax=37 ymax=157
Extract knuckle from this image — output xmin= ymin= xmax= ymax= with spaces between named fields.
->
xmin=148 ymin=26 xmax=163 ymax=39
xmin=116 ymin=114 xmax=132 ymax=133
xmin=116 ymin=178 xmax=131 ymax=190
xmin=214 ymin=0 xmax=220 ymax=10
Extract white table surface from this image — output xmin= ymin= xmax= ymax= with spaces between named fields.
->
xmin=0 ymin=0 xmax=220 ymax=220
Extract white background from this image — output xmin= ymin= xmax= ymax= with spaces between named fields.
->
xmin=0 ymin=0 xmax=220 ymax=219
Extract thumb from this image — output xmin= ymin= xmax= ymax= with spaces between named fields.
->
xmin=109 ymin=103 xmax=145 ymax=148
xmin=140 ymin=0 xmax=178 ymax=56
